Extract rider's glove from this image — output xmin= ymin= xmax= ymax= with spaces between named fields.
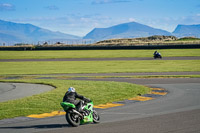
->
xmin=84 ymin=97 xmax=91 ymax=102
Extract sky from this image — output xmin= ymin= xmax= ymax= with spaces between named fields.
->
xmin=0 ymin=0 xmax=200 ymax=37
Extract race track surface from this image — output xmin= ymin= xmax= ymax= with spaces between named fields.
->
xmin=0 ymin=56 xmax=200 ymax=62
xmin=0 ymin=83 xmax=54 ymax=102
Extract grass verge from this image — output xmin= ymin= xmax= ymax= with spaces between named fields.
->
xmin=54 ymin=75 xmax=200 ymax=79
xmin=0 ymin=60 xmax=200 ymax=75
xmin=0 ymin=79 xmax=150 ymax=120
xmin=0 ymin=49 xmax=200 ymax=59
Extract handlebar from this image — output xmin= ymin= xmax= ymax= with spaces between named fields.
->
xmin=83 ymin=97 xmax=91 ymax=103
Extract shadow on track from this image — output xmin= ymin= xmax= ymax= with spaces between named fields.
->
xmin=0 ymin=123 xmax=70 ymax=129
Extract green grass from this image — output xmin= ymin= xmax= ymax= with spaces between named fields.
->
xmin=0 ymin=79 xmax=150 ymax=120
xmin=0 ymin=60 xmax=200 ymax=75
xmin=1 ymin=75 xmax=200 ymax=82
xmin=55 ymin=75 xmax=200 ymax=79
xmin=177 ymin=38 xmax=200 ymax=41
xmin=99 ymin=75 xmax=200 ymax=78
xmin=0 ymin=49 xmax=200 ymax=59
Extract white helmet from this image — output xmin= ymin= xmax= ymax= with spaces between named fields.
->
xmin=68 ymin=87 xmax=75 ymax=92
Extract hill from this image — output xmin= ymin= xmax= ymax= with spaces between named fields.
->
xmin=0 ymin=20 xmax=80 ymax=45
xmin=83 ymin=22 xmax=172 ymax=41
xmin=94 ymin=35 xmax=178 ymax=46
xmin=173 ymin=24 xmax=200 ymax=38
xmin=93 ymin=35 xmax=200 ymax=46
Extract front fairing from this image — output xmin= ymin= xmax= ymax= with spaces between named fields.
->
xmin=83 ymin=101 xmax=94 ymax=112
xmin=81 ymin=101 xmax=94 ymax=124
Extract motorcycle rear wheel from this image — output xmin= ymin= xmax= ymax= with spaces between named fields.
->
xmin=66 ymin=112 xmax=80 ymax=127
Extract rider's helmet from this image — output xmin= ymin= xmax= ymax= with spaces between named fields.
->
xmin=68 ymin=87 xmax=75 ymax=92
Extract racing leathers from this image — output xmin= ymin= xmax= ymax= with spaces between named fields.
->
xmin=63 ymin=91 xmax=86 ymax=112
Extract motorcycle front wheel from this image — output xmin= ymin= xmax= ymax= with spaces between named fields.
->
xmin=66 ymin=112 xmax=80 ymax=127
xmin=93 ymin=110 xmax=100 ymax=123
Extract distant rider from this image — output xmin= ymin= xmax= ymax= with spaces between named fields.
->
xmin=154 ymin=51 xmax=157 ymax=55
xmin=63 ymin=87 xmax=90 ymax=112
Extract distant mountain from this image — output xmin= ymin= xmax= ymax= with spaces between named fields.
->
xmin=83 ymin=22 xmax=172 ymax=41
xmin=1 ymin=19 xmax=200 ymax=45
xmin=0 ymin=20 xmax=81 ymax=45
xmin=172 ymin=24 xmax=200 ymax=38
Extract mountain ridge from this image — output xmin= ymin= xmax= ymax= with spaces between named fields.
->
xmin=83 ymin=22 xmax=172 ymax=41
xmin=0 ymin=19 xmax=81 ymax=45
xmin=173 ymin=24 xmax=200 ymax=38
xmin=0 ymin=19 xmax=200 ymax=45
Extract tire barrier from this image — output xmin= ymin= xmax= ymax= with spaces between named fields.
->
xmin=0 ymin=44 xmax=200 ymax=51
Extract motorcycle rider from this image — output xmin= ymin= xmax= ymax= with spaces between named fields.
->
xmin=63 ymin=87 xmax=90 ymax=113
xmin=153 ymin=51 xmax=158 ymax=56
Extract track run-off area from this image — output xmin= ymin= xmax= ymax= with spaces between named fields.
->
xmin=0 ymin=57 xmax=200 ymax=133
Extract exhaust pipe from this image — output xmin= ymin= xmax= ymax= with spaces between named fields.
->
xmin=72 ymin=109 xmax=83 ymax=119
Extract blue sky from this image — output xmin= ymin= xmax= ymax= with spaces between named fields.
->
xmin=0 ymin=0 xmax=199 ymax=36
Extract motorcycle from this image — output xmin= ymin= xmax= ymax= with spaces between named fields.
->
xmin=153 ymin=53 xmax=162 ymax=59
xmin=60 ymin=99 xmax=100 ymax=127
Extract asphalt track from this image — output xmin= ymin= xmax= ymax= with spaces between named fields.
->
xmin=0 ymin=57 xmax=200 ymax=133
xmin=0 ymin=56 xmax=200 ymax=62
xmin=0 ymin=83 xmax=54 ymax=102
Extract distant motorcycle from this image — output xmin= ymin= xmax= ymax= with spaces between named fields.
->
xmin=154 ymin=53 xmax=162 ymax=59
xmin=153 ymin=51 xmax=162 ymax=59
xmin=60 ymin=99 xmax=100 ymax=127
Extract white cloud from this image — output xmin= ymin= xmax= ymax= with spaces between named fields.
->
xmin=92 ymin=0 xmax=131 ymax=4
xmin=0 ymin=3 xmax=15 ymax=11
xmin=45 ymin=5 xmax=59 ymax=10
xmin=179 ymin=14 xmax=200 ymax=25
xmin=128 ymin=18 xmax=136 ymax=22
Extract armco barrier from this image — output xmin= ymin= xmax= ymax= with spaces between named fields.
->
xmin=0 ymin=44 xmax=200 ymax=51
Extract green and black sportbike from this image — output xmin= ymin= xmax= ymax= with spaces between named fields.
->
xmin=60 ymin=99 xmax=100 ymax=127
